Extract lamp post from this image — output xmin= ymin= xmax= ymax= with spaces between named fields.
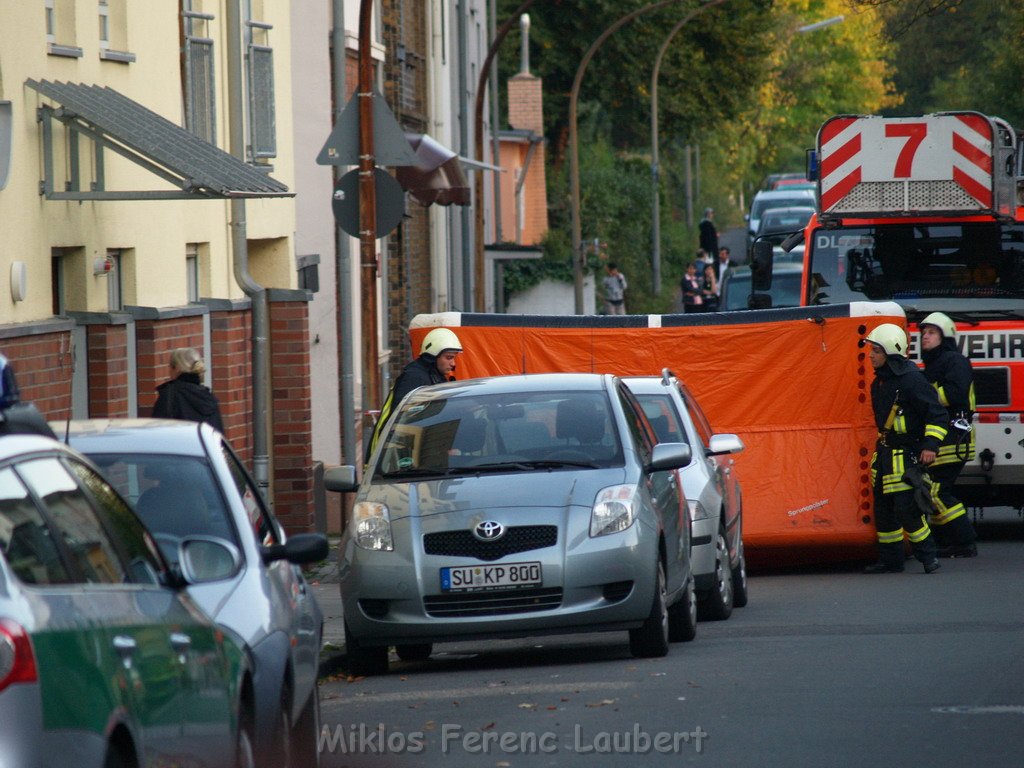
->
xmin=569 ymin=0 xmax=692 ymax=314
xmin=649 ymin=0 xmax=726 ymax=295
xmin=473 ymin=0 xmax=539 ymax=312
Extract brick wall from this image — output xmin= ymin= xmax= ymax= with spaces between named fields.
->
xmin=508 ymin=74 xmax=544 ymax=134
xmin=269 ymin=298 xmax=314 ymax=531
xmin=86 ymin=325 xmax=130 ymax=417
xmin=134 ymin=317 xmax=205 ymax=418
xmin=1 ymin=331 xmax=73 ymax=420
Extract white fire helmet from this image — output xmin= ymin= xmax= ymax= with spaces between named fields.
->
xmin=862 ymin=323 xmax=908 ymax=357
xmin=919 ymin=312 xmax=956 ymax=340
xmin=420 ymin=328 xmax=463 ymax=356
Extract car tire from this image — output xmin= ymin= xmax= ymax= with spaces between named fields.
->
xmin=263 ymin=686 xmax=292 ymax=768
xmin=698 ymin=530 xmax=734 ymax=621
xmin=290 ymin=686 xmax=321 ymax=768
xmin=237 ymin=705 xmax=257 ymax=768
xmin=395 ymin=643 xmax=433 ymax=662
xmin=345 ymin=621 xmax=389 ymax=676
xmin=629 ymin=560 xmax=670 ymax=658
xmin=103 ymin=744 xmax=130 ymax=768
xmin=668 ymin=573 xmax=697 ymax=642
xmin=731 ymin=538 xmax=749 ymax=609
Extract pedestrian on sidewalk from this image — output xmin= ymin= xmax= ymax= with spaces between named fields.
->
xmin=699 ymin=208 xmax=718 ymax=260
xmin=602 ymin=262 xmax=628 ymax=315
xmin=153 ymin=347 xmax=225 ymax=433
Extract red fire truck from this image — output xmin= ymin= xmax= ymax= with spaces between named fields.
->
xmin=753 ymin=112 xmax=1024 ymax=512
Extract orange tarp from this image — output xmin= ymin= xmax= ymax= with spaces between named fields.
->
xmin=409 ymin=306 xmax=905 ymax=560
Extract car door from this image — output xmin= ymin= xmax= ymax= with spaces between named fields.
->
xmin=677 ymin=383 xmax=741 ymax=549
xmin=616 ymin=383 xmax=688 ymax=594
xmin=16 ymin=454 xmax=235 ymax=767
xmin=220 ymin=443 xmax=320 ymax=711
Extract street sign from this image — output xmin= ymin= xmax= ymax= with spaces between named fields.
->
xmin=332 ymin=168 xmax=406 ymax=238
xmin=316 ymin=90 xmax=417 ymax=167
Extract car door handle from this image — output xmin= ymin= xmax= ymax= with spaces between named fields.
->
xmin=170 ymin=632 xmax=192 ymax=653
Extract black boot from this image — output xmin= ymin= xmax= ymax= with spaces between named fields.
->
xmin=938 ymin=543 xmax=977 ymax=558
xmin=923 ymin=559 xmax=941 ymax=574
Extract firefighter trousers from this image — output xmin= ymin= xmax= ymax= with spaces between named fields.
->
xmin=873 ymin=486 xmax=937 ymax=567
xmin=925 ymin=461 xmax=977 ymax=548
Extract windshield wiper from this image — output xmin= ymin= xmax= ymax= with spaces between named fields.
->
xmin=513 ymin=459 xmax=601 ymax=469
xmin=380 ymin=467 xmax=457 ymax=479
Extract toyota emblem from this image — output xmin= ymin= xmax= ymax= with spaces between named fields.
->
xmin=474 ymin=520 xmax=505 ymax=541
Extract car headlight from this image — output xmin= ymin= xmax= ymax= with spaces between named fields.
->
xmin=687 ymin=499 xmax=710 ymax=523
xmin=591 ymin=485 xmax=638 ymax=537
xmin=352 ymin=502 xmax=394 ymax=551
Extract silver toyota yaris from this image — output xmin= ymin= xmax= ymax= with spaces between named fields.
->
xmin=327 ymin=373 xmax=697 ymax=675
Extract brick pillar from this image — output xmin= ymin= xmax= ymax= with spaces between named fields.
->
xmin=86 ymin=324 xmax=130 ymax=417
xmin=268 ymin=291 xmax=314 ymax=533
xmin=0 ymin=325 xmax=75 ymax=420
xmin=508 ymin=73 xmax=544 ymax=134
xmin=207 ymin=300 xmax=253 ymax=463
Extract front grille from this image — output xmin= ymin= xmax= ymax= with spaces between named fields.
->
xmin=424 ymin=587 xmax=563 ymax=618
xmin=423 ymin=526 xmax=558 ymax=562
xmin=974 ymin=366 xmax=1010 ymax=408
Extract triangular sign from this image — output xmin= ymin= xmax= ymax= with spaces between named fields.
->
xmin=316 ymin=90 xmax=417 ymax=167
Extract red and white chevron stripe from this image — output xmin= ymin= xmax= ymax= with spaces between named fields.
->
xmin=818 ymin=114 xmax=995 ymax=213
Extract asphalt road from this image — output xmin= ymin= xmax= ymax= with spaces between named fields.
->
xmin=317 ymin=513 xmax=1024 ymax=767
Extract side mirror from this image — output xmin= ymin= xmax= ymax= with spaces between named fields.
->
xmin=262 ymin=532 xmax=330 ymax=566
xmin=179 ymin=537 xmax=242 ymax=583
xmin=750 ymin=240 xmax=774 ymax=291
xmin=648 ymin=442 xmax=692 ymax=472
xmin=708 ymin=433 xmax=745 ymax=455
xmin=324 ymin=465 xmax=359 ymax=492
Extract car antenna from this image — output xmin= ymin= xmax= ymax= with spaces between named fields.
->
xmin=63 ymin=410 xmax=71 ymax=445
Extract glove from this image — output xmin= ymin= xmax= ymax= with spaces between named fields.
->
xmin=902 ymin=463 xmax=936 ymax=515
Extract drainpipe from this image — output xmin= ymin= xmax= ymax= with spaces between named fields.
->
xmin=332 ymin=0 xmax=356 ymax=465
xmin=226 ymin=0 xmax=271 ymax=501
xmin=457 ymin=0 xmax=472 ymax=308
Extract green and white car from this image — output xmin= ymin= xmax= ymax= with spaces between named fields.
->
xmin=0 ymin=434 xmax=255 ymax=768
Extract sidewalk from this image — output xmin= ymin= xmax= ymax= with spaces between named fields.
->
xmin=307 ymin=538 xmax=348 ymax=679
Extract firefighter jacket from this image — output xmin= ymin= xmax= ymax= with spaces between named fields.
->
xmin=921 ymin=338 xmax=976 ymax=466
xmin=366 ymin=353 xmax=450 ymax=462
xmin=870 ymin=355 xmax=948 ymax=495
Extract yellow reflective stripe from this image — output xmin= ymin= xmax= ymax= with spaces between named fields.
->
xmin=934 ymin=384 xmax=950 ymax=407
xmin=968 ymin=383 xmax=975 ymax=410
xmin=930 ymin=503 xmax=966 ymax=525
xmin=925 ymin=424 xmax=947 ymax=441
xmin=894 ymin=414 xmax=906 ymax=433
xmin=892 ymin=451 xmax=905 ymax=476
xmin=907 ymin=518 xmax=931 ymax=542
xmin=877 ymin=529 xmax=904 ymax=544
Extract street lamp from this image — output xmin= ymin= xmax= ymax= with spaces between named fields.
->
xmin=569 ymin=0 xmax=693 ymax=314
xmin=649 ymin=0 xmax=726 ymax=295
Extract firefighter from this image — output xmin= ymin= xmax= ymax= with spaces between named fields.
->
xmin=861 ymin=324 xmax=946 ymax=574
xmin=365 ymin=328 xmax=463 ymax=462
xmin=919 ymin=312 xmax=978 ymax=558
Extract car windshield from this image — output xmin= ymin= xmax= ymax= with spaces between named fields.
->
xmin=376 ymin=390 xmax=624 ymax=479
xmin=758 ymin=209 xmax=814 ymax=241
xmin=806 ymin=222 xmax=1024 ymax=306
xmin=751 ymin=195 xmax=813 ymax=220
xmin=722 ymin=270 xmax=803 ymax=311
xmin=87 ymin=454 xmax=238 ymax=562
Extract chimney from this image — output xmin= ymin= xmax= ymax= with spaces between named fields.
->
xmin=507 ymin=14 xmax=543 ymax=134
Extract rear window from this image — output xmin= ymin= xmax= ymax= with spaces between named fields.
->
xmin=751 ymin=195 xmax=813 ymax=219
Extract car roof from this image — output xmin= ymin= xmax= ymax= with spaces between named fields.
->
xmin=410 ymin=373 xmax=615 ymax=399
xmin=620 ymin=376 xmax=680 ymax=395
xmin=752 ymin=188 xmax=815 ymax=202
xmin=0 ymin=434 xmax=74 ymax=462
xmin=59 ymin=418 xmax=211 ymax=457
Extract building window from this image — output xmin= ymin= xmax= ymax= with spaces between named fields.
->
xmin=45 ymin=0 xmax=83 ymax=58
xmin=98 ymin=0 xmax=134 ymax=62
xmin=245 ymin=12 xmax=276 ymax=161
xmin=51 ymin=250 xmax=66 ymax=315
xmin=186 ymin=244 xmax=200 ymax=302
xmin=107 ymin=250 xmax=123 ymax=311
xmin=182 ymin=1 xmax=217 ymax=144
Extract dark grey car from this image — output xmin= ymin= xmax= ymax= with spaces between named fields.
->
xmin=327 ymin=373 xmax=697 ymax=675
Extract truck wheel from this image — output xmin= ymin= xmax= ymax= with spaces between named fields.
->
xmin=698 ymin=530 xmax=734 ymax=621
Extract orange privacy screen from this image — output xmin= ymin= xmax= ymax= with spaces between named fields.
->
xmin=410 ymin=307 xmax=905 ymax=559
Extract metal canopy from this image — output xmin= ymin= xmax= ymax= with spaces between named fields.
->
xmin=26 ymin=79 xmax=291 ymax=200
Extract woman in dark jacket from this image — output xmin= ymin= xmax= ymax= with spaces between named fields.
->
xmin=153 ymin=348 xmax=225 ymax=433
